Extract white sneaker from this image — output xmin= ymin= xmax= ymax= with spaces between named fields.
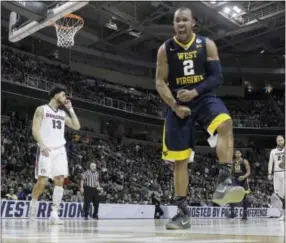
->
xmin=49 ymin=211 xmax=63 ymax=225
xmin=28 ymin=201 xmax=38 ymax=220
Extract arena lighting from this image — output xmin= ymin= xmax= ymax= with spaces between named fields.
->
xmin=233 ymin=6 xmax=242 ymax=13
xmin=210 ymin=0 xmax=217 ymax=4
xmin=232 ymin=13 xmax=238 ymax=18
xmin=105 ymin=20 xmax=118 ymax=31
xmin=129 ymin=31 xmax=141 ymax=38
xmin=223 ymin=7 xmax=231 ymax=14
xmin=264 ymin=85 xmax=273 ymax=93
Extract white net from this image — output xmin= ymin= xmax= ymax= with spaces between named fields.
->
xmin=54 ymin=14 xmax=84 ymax=48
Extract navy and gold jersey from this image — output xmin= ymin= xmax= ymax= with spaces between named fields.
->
xmin=165 ymin=34 xmax=209 ymax=96
xmin=233 ymin=158 xmax=247 ymax=179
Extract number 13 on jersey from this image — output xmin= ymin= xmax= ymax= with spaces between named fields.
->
xmin=183 ymin=60 xmax=195 ymax=76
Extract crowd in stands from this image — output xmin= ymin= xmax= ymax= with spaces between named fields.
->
xmin=1 ymin=111 xmax=274 ymax=208
xmin=1 ymin=45 xmax=285 ymax=128
xmin=1 ymin=44 xmax=282 ymax=209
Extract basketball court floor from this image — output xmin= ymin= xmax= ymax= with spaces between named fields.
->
xmin=1 ymin=218 xmax=284 ymax=243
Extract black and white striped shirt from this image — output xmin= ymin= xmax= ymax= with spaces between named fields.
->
xmin=82 ymin=170 xmax=99 ymax=188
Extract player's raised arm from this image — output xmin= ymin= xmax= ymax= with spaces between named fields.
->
xmin=155 ymin=44 xmax=177 ymax=111
xmin=64 ymin=100 xmax=81 ymax=130
xmin=32 ymin=106 xmax=50 ymax=156
xmin=194 ymin=38 xmax=223 ymax=95
xmin=268 ymin=150 xmax=274 ymax=180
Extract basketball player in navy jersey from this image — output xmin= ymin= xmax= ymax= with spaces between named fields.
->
xmin=229 ymin=150 xmax=251 ymax=220
xmin=29 ymin=85 xmax=81 ymax=224
xmin=156 ymin=7 xmax=245 ymax=229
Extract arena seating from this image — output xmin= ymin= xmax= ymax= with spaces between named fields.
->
xmin=1 ymin=113 xmax=273 ymax=207
xmin=1 ymin=45 xmax=284 ymax=127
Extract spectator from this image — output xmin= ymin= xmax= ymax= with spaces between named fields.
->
xmin=6 ymin=188 xmax=18 ymax=200
xmin=16 ymin=186 xmax=26 ymax=200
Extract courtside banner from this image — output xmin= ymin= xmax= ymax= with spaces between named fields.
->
xmin=162 ymin=205 xmax=280 ymax=219
xmin=0 ymin=200 xmax=154 ymax=219
xmin=0 ymin=200 xmax=280 ymax=219
xmin=188 ymin=207 xmax=275 ymax=218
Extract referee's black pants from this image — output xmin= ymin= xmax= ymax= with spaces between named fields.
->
xmin=83 ymin=186 xmax=100 ymax=218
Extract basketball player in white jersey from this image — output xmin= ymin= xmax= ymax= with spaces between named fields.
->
xmin=268 ymin=135 xmax=285 ymax=221
xmin=29 ymin=85 xmax=80 ymax=224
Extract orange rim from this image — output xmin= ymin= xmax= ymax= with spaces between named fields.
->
xmin=53 ymin=14 xmax=84 ymax=30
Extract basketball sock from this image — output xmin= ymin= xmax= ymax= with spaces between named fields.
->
xmin=52 ymin=186 xmax=64 ymax=213
xmin=31 ymin=198 xmax=37 ymax=204
xmin=30 ymin=199 xmax=37 ymax=209
xmin=218 ymin=164 xmax=232 ymax=183
xmin=175 ymin=196 xmax=186 ymax=202
xmin=175 ymin=196 xmax=189 ymax=215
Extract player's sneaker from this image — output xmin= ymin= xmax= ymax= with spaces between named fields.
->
xmin=49 ymin=211 xmax=63 ymax=225
xmin=166 ymin=198 xmax=190 ymax=230
xmin=166 ymin=209 xmax=190 ymax=230
xmin=278 ymin=215 xmax=284 ymax=221
xmin=28 ymin=200 xmax=38 ymax=220
xmin=212 ymin=178 xmax=245 ymax=205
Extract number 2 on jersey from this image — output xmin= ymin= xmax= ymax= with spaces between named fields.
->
xmin=183 ymin=60 xmax=195 ymax=76
xmin=52 ymin=120 xmax=62 ymax=129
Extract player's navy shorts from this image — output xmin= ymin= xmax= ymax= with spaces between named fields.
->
xmin=233 ymin=178 xmax=250 ymax=194
xmin=162 ymin=94 xmax=231 ymax=161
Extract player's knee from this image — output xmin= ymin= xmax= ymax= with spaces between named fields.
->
xmin=216 ymin=119 xmax=233 ymax=135
xmin=175 ymin=159 xmax=189 ymax=168
xmin=37 ymin=177 xmax=48 ymax=186
xmin=53 ymin=175 xmax=64 ymax=186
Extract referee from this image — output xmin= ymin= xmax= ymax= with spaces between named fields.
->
xmin=80 ymin=163 xmax=101 ymax=220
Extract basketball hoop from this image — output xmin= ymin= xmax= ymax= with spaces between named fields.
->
xmin=53 ymin=14 xmax=84 ymax=48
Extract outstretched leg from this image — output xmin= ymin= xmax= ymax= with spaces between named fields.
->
xmin=212 ymin=120 xmax=245 ymax=205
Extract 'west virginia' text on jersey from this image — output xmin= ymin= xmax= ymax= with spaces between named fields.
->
xmin=165 ymin=34 xmax=207 ymax=95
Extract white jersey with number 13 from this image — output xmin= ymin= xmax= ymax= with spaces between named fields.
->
xmin=39 ymin=105 xmax=66 ymax=148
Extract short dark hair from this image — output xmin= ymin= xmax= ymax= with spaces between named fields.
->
xmin=175 ymin=7 xmax=193 ymax=16
xmin=49 ymin=85 xmax=66 ymax=98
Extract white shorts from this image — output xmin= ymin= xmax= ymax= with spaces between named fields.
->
xmin=273 ymin=171 xmax=285 ymax=198
xmin=35 ymin=145 xmax=68 ymax=179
